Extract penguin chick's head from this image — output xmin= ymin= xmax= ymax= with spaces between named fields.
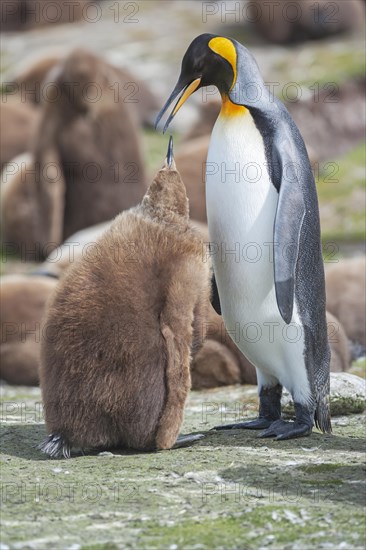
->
xmin=141 ymin=137 xmax=189 ymax=226
xmin=156 ymin=33 xmax=243 ymax=132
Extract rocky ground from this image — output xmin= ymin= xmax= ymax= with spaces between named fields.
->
xmin=1 ymin=377 xmax=366 ymax=550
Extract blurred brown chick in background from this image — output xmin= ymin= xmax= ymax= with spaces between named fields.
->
xmin=1 ymin=49 xmax=148 ymax=259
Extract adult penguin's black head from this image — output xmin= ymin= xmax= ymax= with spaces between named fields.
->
xmin=155 ymin=34 xmax=239 ymax=132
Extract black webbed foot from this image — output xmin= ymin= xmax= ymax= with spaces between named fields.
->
xmin=258 ymin=419 xmax=312 ymax=440
xmin=258 ymin=402 xmax=314 ymax=440
xmin=213 ymin=417 xmax=273 ymax=431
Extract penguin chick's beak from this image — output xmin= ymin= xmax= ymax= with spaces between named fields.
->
xmin=165 ymin=135 xmax=174 ymax=168
xmin=155 ymin=78 xmax=201 ymax=133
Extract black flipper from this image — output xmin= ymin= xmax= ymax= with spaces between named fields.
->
xmin=273 ymin=140 xmax=306 ymax=325
xmin=258 ymin=402 xmax=314 ymax=440
xmin=210 ymin=273 xmax=222 ymax=315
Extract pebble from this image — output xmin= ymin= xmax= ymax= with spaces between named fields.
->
xmin=98 ymin=451 xmax=115 ymax=457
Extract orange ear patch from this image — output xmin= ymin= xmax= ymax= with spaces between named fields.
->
xmin=208 ymin=37 xmax=237 ymax=91
xmin=209 ymin=37 xmax=247 ymax=118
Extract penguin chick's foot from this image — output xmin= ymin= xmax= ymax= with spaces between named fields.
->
xmin=258 ymin=403 xmax=314 ymax=440
xmin=171 ymin=433 xmax=205 ymax=449
xmin=38 ymin=433 xmax=71 ymax=458
xmin=213 ymin=383 xmax=282 ymax=431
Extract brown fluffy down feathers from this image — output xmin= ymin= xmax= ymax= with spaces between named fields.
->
xmin=1 ymin=49 xmax=147 ymax=260
xmin=40 ymin=161 xmax=211 ymax=454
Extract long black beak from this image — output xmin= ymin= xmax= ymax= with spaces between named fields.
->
xmin=155 ymin=77 xmax=202 ymax=133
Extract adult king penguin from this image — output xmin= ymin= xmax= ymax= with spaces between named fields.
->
xmin=156 ymin=34 xmax=331 ymax=440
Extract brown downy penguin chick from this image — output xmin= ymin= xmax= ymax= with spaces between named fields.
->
xmin=326 ymin=257 xmax=366 ymax=348
xmin=36 ymin=48 xmax=147 ymax=241
xmin=0 ymin=275 xmax=58 ymax=386
xmin=38 ymin=218 xmax=255 ymax=391
xmin=39 ymin=138 xmax=210 ymax=458
xmin=0 ymin=97 xmax=39 ymax=173
xmin=39 ymin=217 xmax=252 ymax=391
xmin=1 ymin=49 xmax=147 ymax=259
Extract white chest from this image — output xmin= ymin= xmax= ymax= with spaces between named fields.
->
xmin=206 ymin=112 xmax=279 ymax=315
xmin=207 ymin=113 xmax=295 ymax=349
xmin=206 ymin=111 xmax=278 ymax=236
xmin=205 ymin=110 xmax=308 ymax=397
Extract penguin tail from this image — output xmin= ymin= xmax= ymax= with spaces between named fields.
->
xmin=314 ymin=396 xmax=332 ymax=434
xmin=38 ymin=433 xmax=71 ymax=458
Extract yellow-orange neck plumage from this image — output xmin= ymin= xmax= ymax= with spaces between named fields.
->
xmin=219 ymin=94 xmax=248 ymax=118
